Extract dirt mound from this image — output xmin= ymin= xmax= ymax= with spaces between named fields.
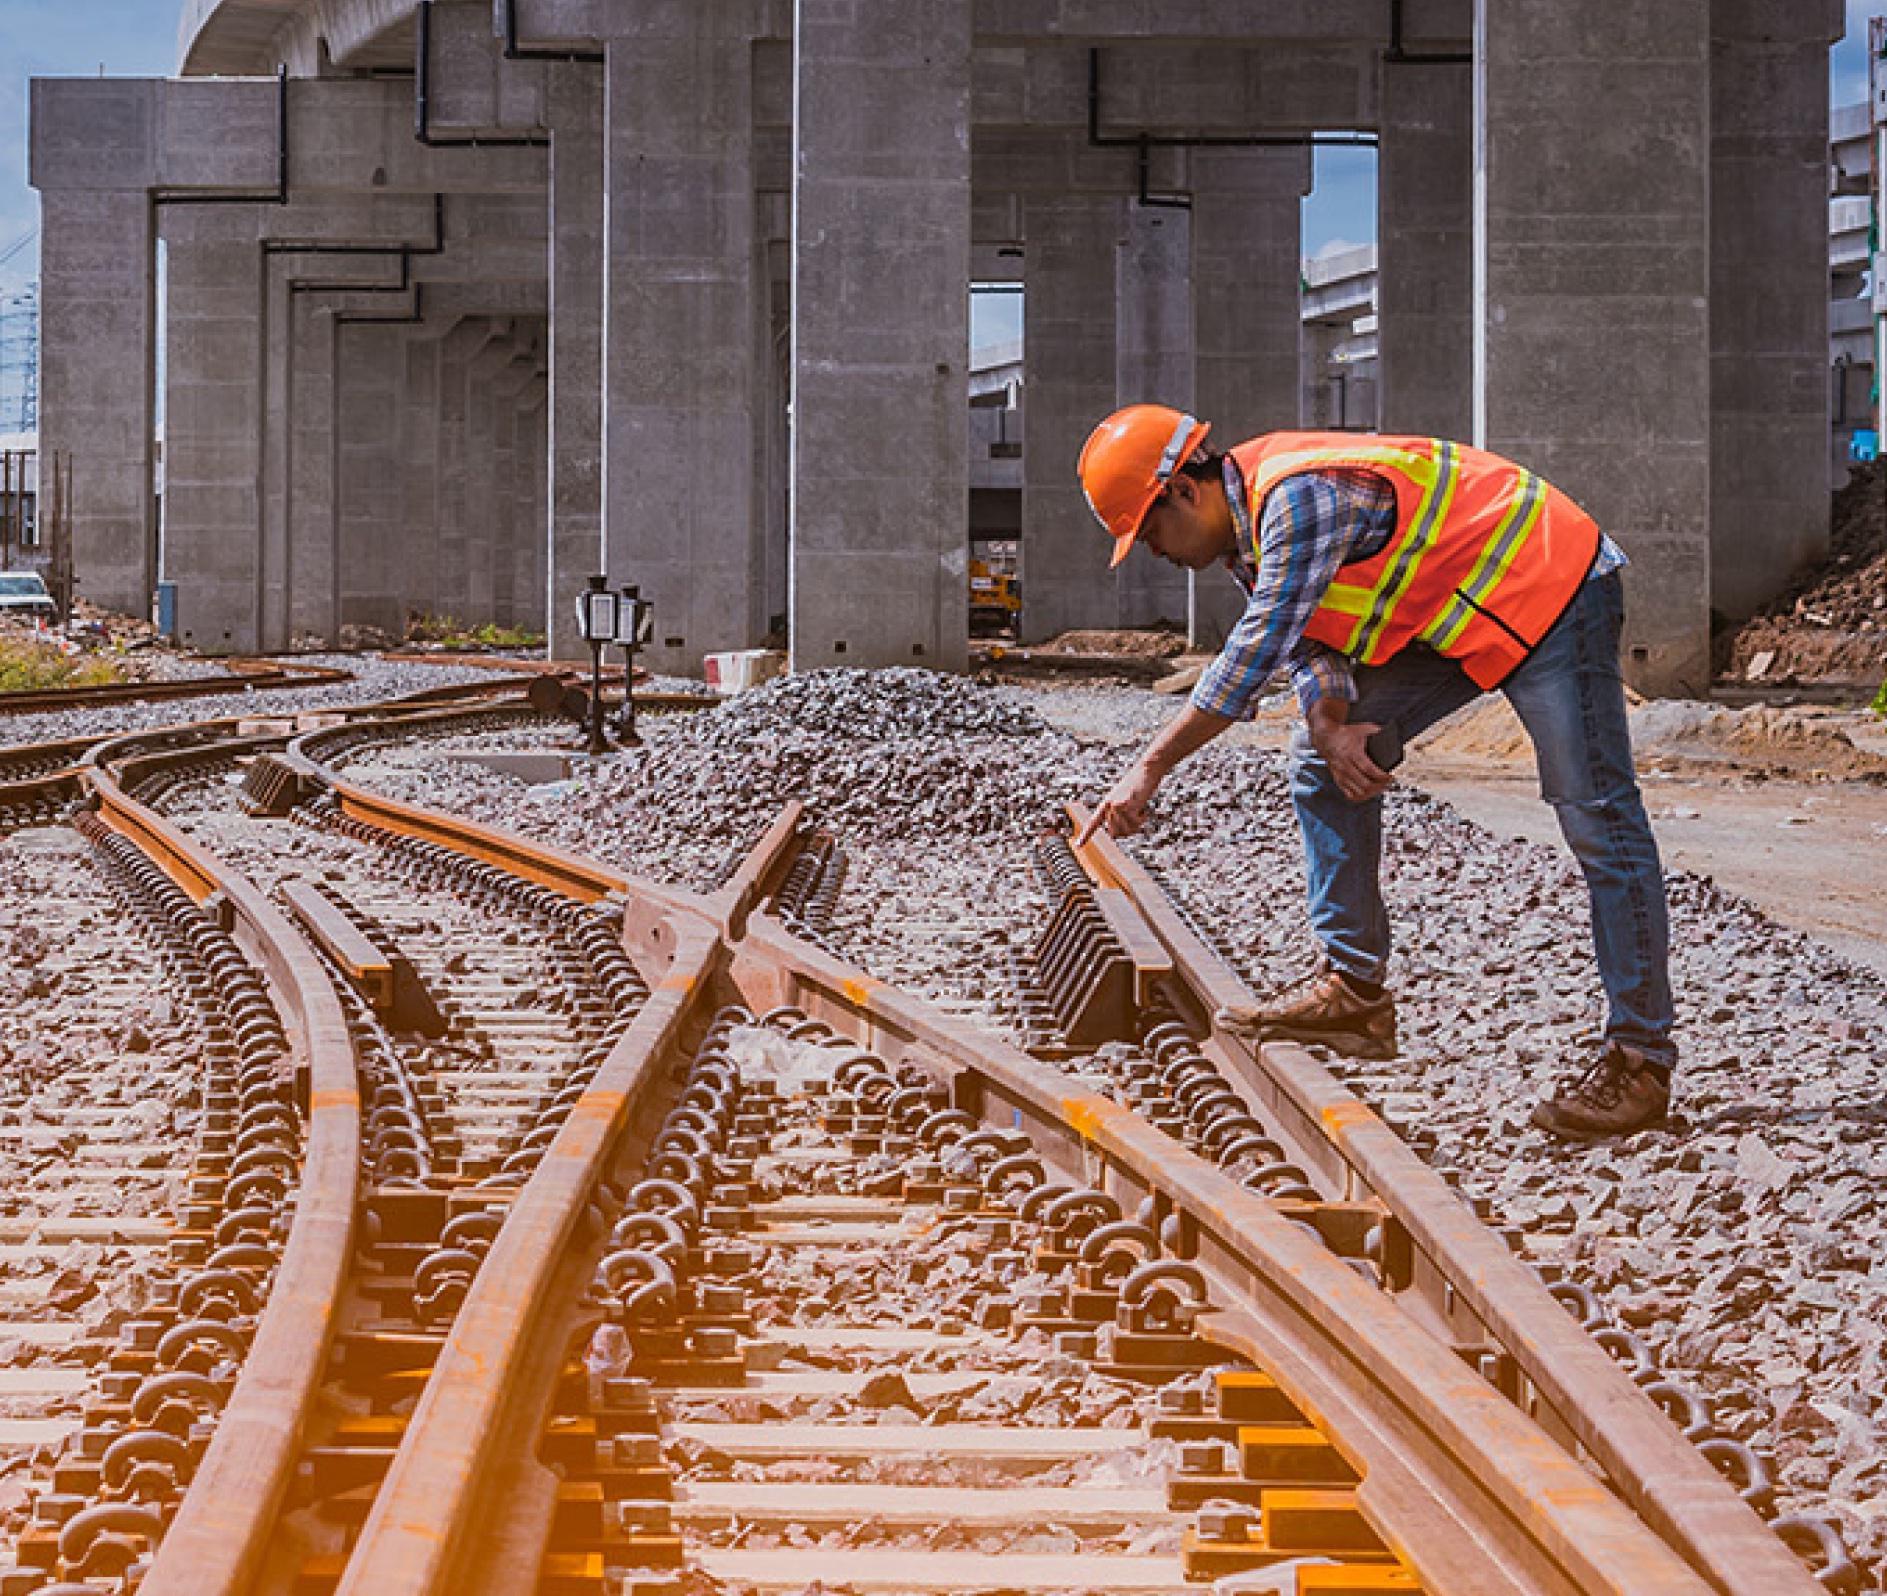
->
xmin=1414 ymin=694 xmax=1887 ymax=783
xmin=1038 ymin=627 xmax=1188 ymax=660
xmin=1718 ymin=464 xmax=1887 ymax=686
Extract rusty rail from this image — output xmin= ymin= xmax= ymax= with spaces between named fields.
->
xmin=1063 ymin=802 xmax=1824 ymax=1596
xmin=18 ymin=708 xmax=1834 ymax=1596
xmin=0 ymin=657 xmax=352 ymax=715
xmin=85 ymin=759 xmax=362 ymax=1596
xmin=336 ymin=912 xmax=721 ymax=1594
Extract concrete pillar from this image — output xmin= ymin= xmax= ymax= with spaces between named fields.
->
xmin=336 ymin=326 xmax=404 ymax=640
xmin=516 ymin=384 xmax=549 ymax=632
xmin=602 ymin=12 xmax=759 ymax=674
xmin=1378 ymin=61 xmax=1473 ymax=438
xmin=547 ymin=68 xmax=602 ymax=659
xmin=259 ymin=262 xmax=295 ymax=652
xmin=1709 ymin=0 xmax=1834 ymax=618
xmin=30 ymin=81 xmax=158 ymax=619
xmin=1475 ymin=0 xmax=1711 ymax=696
xmin=434 ymin=321 xmax=494 ymax=625
xmin=163 ymin=208 xmax=265 ymax=654
xmin=399 ymin=335 xmax=442 ymax=630
xmin=790 ymin=0 xmax=972 ymax=673
xmin=1192 ymin=147 xmax=1311 ymax=647
xmin=1115 ymin=200 xmax=1192 ymax=629
xmin=1019 ymin=191 xmax=1119 ymax=643
xmin=464 ymin=335 xmax=515 ymax=623
xmin=489 ymin=350 xmax=541 ymax=628
xmin=288 ymin=299 xmax=338 ymax=645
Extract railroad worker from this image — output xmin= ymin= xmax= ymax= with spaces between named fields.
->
xmin=1074 ymin=404 xmax=1676 ymax=1142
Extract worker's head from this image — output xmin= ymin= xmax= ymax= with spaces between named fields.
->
xmin=1077 ymin=404 xmax=1233 ymax=572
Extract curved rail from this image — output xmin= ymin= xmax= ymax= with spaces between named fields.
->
xmin=85 ymin=754 xmax=362 ymax=1595
xmin=0 ymin=656 xmax=352 ymax=716
xmin=335 ymin=911 xmax=721 ymax=1594
xmin=21 ymin=709 xmax=1835 ymax=1596
xmin=1065 ymin=805 xmax=1820 ymax=1596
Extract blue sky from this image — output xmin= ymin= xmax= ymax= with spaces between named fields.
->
xmin=1 ymin=5 xmax=1881 ymax=307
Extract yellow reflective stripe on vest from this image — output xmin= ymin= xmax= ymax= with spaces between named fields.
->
xmin=1252 ymin=443 xmax=1437 ymax=496
xmin=1421 ymin=470 xmax=1547 ymax=651
xmin=1318 ymin=581 xmax=1374 ymax=618
xmin=1351 ymin=441 xmax=1459 ymax=659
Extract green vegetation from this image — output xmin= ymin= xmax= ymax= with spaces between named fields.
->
xmin=405 ymin=614 xmax=546 ymax=651
xmin=0 ymin=635 xmax=125 ymax=693
xmin=1873 ymin=672 xmax=1886 ymax=717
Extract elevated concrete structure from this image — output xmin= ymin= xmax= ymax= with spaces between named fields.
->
xmin=21 ymin=0 xmax=1844 ymax=694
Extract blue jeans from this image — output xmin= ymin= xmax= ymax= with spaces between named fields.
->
xmin=1288 ymin=572 xmax=1675 ymax=1068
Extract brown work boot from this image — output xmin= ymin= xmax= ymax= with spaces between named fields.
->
xmin=1217 ymin=963 xmax=1397 ymax=1061
xmin=1531 ymin=1044 xmax=1671 ymax=1142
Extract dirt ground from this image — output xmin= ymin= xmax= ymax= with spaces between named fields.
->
xmin=1235 ymin=691 xmax=1887 ymax=977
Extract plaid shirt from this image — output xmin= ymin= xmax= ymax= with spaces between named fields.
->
xmin=1191 ymin=455 xmax=1627 ymax=721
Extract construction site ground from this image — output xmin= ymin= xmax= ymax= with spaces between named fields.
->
xmin=999 ymin=663 xmax=1887 ymax=978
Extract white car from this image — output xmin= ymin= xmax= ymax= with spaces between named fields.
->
xmin=0 ymin=572 xmax=58 ymax=622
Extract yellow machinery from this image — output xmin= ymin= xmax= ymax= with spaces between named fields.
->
xmin=969 ymin=556 xmax=1020 ymax=636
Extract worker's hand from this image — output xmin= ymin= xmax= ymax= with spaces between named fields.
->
xmin=1308 ymin=703 xmax=1394 ymax=804
xmin=1077 ymin=760 xmax=1162 ymax=845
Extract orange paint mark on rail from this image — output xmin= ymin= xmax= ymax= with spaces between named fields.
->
xmin=841 ymin=977 xmax=876 ymax=1007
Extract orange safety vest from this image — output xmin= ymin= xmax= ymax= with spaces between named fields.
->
xmin=1227 ymin=432 xmax=1603 ymax=689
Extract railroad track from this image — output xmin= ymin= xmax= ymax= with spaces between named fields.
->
xmin=0 ymin=659 xmax=356 ymax=718
xmin=0 ymin=696 xmax=1866 ymax=1596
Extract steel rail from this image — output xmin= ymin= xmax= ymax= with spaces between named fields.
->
xmin=335 ymin=909 xmax=722 ymax=1595
xmin=0 ymin=657 xmax=353 ymax=715
xmin=728 ymin=909 xmax=1721 ymax=1596
xmin=82 ymin=760 xmax=362 ymax=1596
xmin=1063 ymin=805 xmax=1822 ymax=1596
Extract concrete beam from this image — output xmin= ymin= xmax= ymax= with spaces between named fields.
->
xmin=790 ymin=0 xmax=974 ymax=673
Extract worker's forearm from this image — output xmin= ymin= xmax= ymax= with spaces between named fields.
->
xmin=1139 ymin=703 xmax=1236 ymax=777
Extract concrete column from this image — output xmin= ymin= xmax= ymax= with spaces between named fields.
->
xmin=490 ymin=377 xmax=519 ymax=628
xmin=517 ymin=384 xmax=549 ymax=632
xmin=434 ymin=321 xmax=494 ymax=625
xmin=1115 ymin=200 xmax=1192 ymax=629
xmin=259 ymin=262 xmax=295 ymax=651
xmin=288 ymin=299 xmax=338 ymax=645
xmin=602 ymin=12 xmax=759 ymax=674
xmin=399 ymin=335 xmax=443 ymax=629
xmin=1192 ymin=148 xmax=1311 ymax=647
xmin=1019 ymin=191 xmax=1119 ymax=643
xmin=489 ymin=350 xmax=541 ymax=628
xmin=1709 ymin=0 xmax=1834 ymax=618
xmin=30 ymin=80 xmax=158 ymax=618
xmin=790 ymin=0 xmax=972 ymax=672
xmin=336 ymin=325 xmax=404 ymax=640
xmin=1378 ymin=61 xmax=1473 ymax=438
xmin=547 ymin=68 xmax=602 ymax=659
xmin=464 ymin=335 xmax=515 ymax=624
xmin=163 ymin=208 xmax=265 ymax=654
xmin=1475 ymin=0 xmax=1710 ymax=695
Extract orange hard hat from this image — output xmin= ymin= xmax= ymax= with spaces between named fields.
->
xmin=1077 ymin=404 xmax=1213 ymax=568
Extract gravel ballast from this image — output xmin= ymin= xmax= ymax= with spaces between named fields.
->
xmin=325 ymin=666 xmax=1887 ymax=1569
xmin=0 ymin=653 xmax=501 ymax=747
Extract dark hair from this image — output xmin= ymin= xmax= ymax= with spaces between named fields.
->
xmin=1176 ymin=447 xmax=1224 ymax=483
